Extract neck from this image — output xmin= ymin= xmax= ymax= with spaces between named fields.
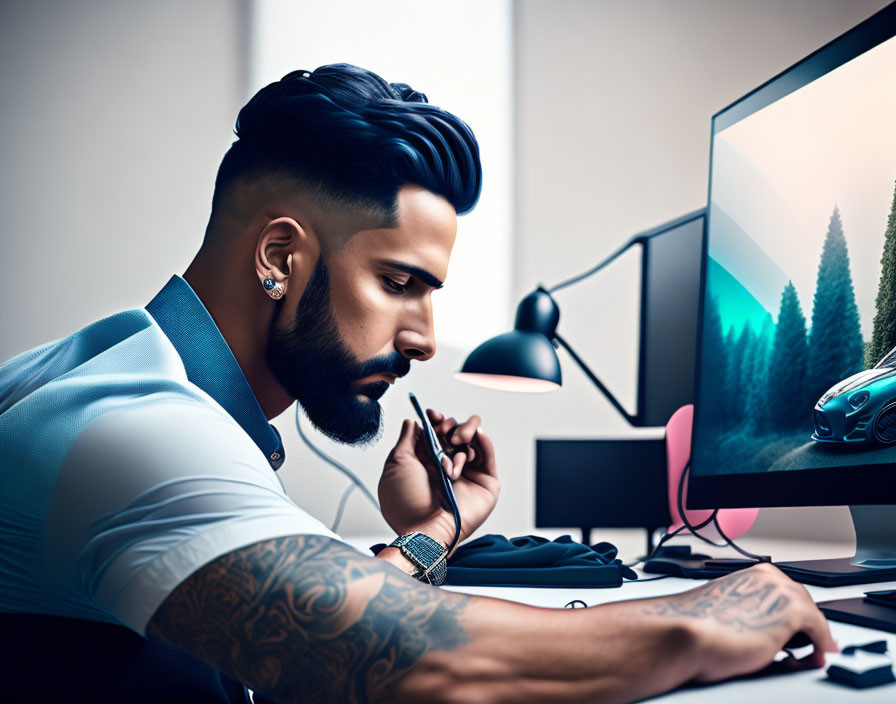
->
xmin=184 ymin=250 xmax=294 ymax=420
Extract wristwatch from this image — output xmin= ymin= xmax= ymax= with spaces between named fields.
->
xmin=389 ymin=532 xmax=449 ymax=586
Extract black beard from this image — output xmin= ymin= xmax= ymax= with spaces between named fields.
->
xmin=265 ymin=259 xmax=410 ymax=445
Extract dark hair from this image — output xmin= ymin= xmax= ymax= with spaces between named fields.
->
xmin=211 ymin=63 xmax=482 ymax=225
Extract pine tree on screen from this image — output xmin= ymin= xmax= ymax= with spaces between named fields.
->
xmin=701 ymin=295 xmax=729 ymax=432
xmin=725 ymin=326 xmax=752 ymax=429
xmin=766 ymin=281 xmax=809 ymax=431
xmin=868 ymin=181 xmax=896 ymax=368
xmin=747 ymin=316 xmax=774 ymax=433
xmin=806 ymin=207 xmax=863 ymax=401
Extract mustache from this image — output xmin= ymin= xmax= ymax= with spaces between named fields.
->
xmin=354 ymin=351 xmax=411 ymax=380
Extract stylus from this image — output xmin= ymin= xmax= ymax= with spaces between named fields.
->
xmin=409 ymin=392 xmax=453 ymax=478
xmin=409 ymin=392 xmax=462 ymax=552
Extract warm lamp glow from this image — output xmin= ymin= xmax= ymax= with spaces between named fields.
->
xmin=454 ymin=372 xmax=560 ymax=393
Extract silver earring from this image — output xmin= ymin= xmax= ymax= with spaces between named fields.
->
xmin=263 ymin=278 xmax=284 ymax=299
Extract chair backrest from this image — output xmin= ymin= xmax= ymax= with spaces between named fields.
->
xmin=0 ymin=612 xmax=249 ymax=703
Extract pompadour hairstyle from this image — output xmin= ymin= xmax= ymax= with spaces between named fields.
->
xmin=211 ymin=63 xmax=482 ymax=224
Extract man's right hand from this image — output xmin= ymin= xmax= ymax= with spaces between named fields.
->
xmin=645 ymin=562 xmax=839 ymax=682
xmin=147 ymin=535 xmax=839 ymax=704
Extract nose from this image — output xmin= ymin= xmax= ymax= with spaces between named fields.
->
xmin=396 ymin=302 xmax=436 ymax=363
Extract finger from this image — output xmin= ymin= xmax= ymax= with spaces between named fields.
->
xmin=778 ymin=652 xmax=818 ymax=672
xmin=792 ymin=584 xmax=839 ymax=655
xmin=393 ymin=418 xmax=418 ymax=455
xmin=449 ymin=415 xmax=482 ymax=445
xmin=436 ymin=416 xmax=458 ymax=438
xmin=469 ymin=429 xmax=498 ymax=477
xmin=798 ymin=606 xmax=839 ymax=660
xmin=426 ymin=408 xmax=445 ymax=423
xmin=450 ymin=451 xmax=467 ymax=478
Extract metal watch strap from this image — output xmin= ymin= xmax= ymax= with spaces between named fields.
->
xmin=389 ymin=532 xmax=448 ymax=586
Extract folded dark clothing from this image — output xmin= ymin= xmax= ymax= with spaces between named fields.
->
xmin=446 ymin=534 xmax=637 ymax=587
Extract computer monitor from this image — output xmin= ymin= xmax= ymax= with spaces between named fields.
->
xmin=638 ymin=210 xmax=704 ymax=427
xmin=687 ymin=2 xmax=896 ymax=586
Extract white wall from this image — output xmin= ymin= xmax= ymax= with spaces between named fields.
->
xmin=0 ymin=0 xmax=247 ymax=361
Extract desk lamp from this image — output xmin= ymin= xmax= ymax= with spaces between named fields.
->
xmin=457 ymin=235 xmax=644 ymax=425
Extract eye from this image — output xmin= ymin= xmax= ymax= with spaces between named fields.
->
xmin=381 ymin=276 xmax=410 ymax=294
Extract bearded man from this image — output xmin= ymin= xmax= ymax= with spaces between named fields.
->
xmin=0 ymin=64 xmax=835 ymax=703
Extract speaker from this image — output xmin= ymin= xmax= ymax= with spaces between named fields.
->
xmin=535 ymin=437 xmax=672 ymax=546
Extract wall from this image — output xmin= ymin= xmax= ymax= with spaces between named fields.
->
xmin=513 ymin=0 xmax=889 ymax=543
xmin=0 ymin=0 xmax=247 ymax=361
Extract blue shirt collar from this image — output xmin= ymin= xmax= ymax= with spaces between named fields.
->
xmin=146 ymin=275 xmax=285 ymax=470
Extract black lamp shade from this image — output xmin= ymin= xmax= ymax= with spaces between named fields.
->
xmin=456 ymin=330 xmax=561 ymax=392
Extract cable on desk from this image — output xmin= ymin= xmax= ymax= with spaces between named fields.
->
xmin=712 ymin=513 xmax=771 ymax=562
xmin=674 ymin=458 xmax=769 ymax=563
xmin=624 ymin=457 xmax=720 ymax=568
xmin=675 ymin=461 xmax=727 ymax=550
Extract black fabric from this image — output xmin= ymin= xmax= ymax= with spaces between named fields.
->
xmin=445 ymin=534 xmax=638 ymax=587
xmin=0 ymin=613 xmax=250 ymax=703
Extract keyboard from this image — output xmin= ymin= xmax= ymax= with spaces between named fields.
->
xmin=819 ymin=589 xmax=896 ymax=633
xmin=864 ymin=589 xmax=896 ymax=608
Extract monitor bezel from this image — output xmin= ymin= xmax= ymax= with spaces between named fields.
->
xmin=688 ymin=2 xmax=896 ymax=509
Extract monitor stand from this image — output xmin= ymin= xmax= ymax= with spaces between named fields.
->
xmin=776 ymin=505 xmax=896 ymax=587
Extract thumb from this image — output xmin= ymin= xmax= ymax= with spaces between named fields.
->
xmin=394 ymin=418 xmax=417 ymax=454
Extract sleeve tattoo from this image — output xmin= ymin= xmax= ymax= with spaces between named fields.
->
xmin=644 ymin=570 xmax=791 ymax=632
xmin=146 ymin=535 xmax=470 ymax=703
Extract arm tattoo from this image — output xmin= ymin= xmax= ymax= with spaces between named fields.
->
xmin=146 ymin=535 xmax=470 ymax=703
xmin=645 ymin=571 xmax=790 ymax=632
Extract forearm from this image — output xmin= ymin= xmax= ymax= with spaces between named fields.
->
xmin=392 ymin=595 xmax=701 ymax=704
xmin=148 ymin=535 xmax=702 ymax=704
xmin=377 ymin=540 xmax=701 ymax=702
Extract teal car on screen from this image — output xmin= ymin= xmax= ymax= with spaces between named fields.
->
xmin=812 ymin=347 xmax=896 ymax=445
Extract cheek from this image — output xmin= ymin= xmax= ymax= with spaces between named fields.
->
xmin=329 ymin=277 xmax=399 ymax=358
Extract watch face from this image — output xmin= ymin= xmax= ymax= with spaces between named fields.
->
xmin=392 ymin=533 xmax=448 ymax=585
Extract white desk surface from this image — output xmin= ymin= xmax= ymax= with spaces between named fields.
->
xmin=351 ymin=532 xmax=896 ymax=702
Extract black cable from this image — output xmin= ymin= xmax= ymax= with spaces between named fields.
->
xmin=712 ymin=513 xmax=771 ymax=562
xmin=635 ymin=575 xmax=674 ymax=582
xmin=624 ymin=525 xmax=687 ymax=568
xmin=624 ymin=458 xmax=720 ymax=569
xmin=548 ymin=236 xmax=641 ymax=293
xmin=676 ymin=460 xmax=727 ymax=549
xmin=331 ymin=483 xmax=356 ymax=533
xmin=439 ymin=462 xmax=463 ymax=554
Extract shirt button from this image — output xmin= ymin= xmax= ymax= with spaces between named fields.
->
xmin=270 ymin=452 xmax=281 ymax=461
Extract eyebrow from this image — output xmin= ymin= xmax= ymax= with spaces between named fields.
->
xmin=382 ymin=261 xmax=444 ymax=289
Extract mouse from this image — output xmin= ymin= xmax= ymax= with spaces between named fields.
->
xmin=784 ymin=631 xmax=812 ymax=649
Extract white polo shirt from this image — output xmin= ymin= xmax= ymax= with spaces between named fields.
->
xmin=0 ymin=275 xmax=339 ymax=635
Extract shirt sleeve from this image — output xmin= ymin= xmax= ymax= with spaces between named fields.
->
xmin=46 ymin=396 xmax=343 ymax=636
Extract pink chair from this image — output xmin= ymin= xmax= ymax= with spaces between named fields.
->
xmin=665 ymin=405 xmax=758 ymax=539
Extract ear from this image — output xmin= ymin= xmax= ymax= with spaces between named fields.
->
xmin=254 ymin=217 xmax=319 ymax=299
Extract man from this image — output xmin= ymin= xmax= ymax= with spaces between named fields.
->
xmin=0 ymin=64 xmax=836 ymax=703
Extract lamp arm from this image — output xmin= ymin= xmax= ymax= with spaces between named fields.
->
xmin=553 ymin=333 xmax=638 ymax=425
xmin=547 ymin=236 xmax=644 ymax=294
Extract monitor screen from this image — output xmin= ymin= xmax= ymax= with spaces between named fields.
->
xmin=689 ymin=4 xmax=896 ymax=508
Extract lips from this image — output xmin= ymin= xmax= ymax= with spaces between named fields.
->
xmin=355 ymin=380 xmax=390 ymax=401
xmin=355 ymin=373 xmax=397 ymax=386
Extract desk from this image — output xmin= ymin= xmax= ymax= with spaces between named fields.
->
xmin=353 ymin=533 xmax=896 ymax=702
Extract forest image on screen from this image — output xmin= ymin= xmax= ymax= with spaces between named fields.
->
xmin=695 ymin=35 xmax=896 ymax=476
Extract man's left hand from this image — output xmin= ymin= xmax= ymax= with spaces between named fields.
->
xmin=378 ymin=409 xmax=500 ymax=555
